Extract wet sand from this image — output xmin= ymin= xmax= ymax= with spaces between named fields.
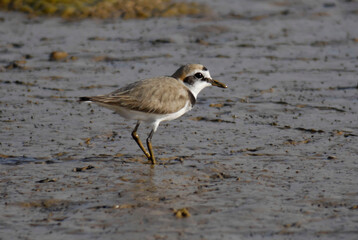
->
xmin=1 ymin=0 xmax=358 ymax=239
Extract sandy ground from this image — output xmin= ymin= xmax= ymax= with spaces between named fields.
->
xmin=1 ymin=0 xmax=358 ymax=239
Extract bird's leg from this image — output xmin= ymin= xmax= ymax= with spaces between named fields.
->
xmin=146 ymin=129 xmax=156 ymax=165
xmin=131 ymin=121 xmax=151 ymax=159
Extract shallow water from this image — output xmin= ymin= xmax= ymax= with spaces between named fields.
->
xmin=1 ymin=0 xmax=358 ymax=239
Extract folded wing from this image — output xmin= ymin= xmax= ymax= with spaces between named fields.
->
xmin=88 ymin=76 xmax=193 ymax=114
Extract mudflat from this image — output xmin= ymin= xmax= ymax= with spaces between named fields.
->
xmin=1 ymin=0 xmax=357 ymax=239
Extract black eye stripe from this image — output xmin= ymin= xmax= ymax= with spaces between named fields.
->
xmin=183 ymin=76 xmax=195 ymax=85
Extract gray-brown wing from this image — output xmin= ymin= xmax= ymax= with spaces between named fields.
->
xmin=89 ymin=76 xmax=192 ymax=114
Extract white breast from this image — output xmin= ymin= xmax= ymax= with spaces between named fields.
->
xmin=96 ymin=101 xmax=192 ymax=132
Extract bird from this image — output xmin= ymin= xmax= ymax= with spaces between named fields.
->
xmin=79 ymin=64 xmax=227 ymax=164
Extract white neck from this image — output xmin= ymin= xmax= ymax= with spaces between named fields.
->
xmin=185 ymin=81 xmax=211 ymax=99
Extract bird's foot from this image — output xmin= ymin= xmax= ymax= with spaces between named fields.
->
xmin=148 ymin=155 xmax=156 ymax=165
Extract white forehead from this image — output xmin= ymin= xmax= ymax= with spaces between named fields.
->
xmin=187 ymin=68 xmax=212 ymax=79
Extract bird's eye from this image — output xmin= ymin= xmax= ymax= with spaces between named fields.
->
xmin=194 ymin=72 xmax=204 ymax=79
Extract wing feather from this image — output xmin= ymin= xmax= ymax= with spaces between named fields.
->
xmin=89 ymin=76 xmax=191 ymax=114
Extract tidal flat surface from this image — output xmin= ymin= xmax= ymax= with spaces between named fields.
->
xmin=0 ymin=0 xmax=358 ymax=239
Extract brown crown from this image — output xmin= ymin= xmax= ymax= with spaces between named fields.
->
xmin=171 ymin=64 xmax=206 ymax=80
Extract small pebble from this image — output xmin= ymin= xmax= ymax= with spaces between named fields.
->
xmin=49 ymin=51 xmax=68 ymax=61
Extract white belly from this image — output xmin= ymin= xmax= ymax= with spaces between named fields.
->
xmin=96 ymin=101 xmax=192 ymax=131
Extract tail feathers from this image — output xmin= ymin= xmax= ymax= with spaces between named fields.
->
xmin=79 ymin=96 xmax=92 ymax=102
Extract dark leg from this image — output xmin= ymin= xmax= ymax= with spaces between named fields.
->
xmin=131 ymin=121 xmax=151 ymax=159
xmin=146 ymin=129 xmax=156 ymax=165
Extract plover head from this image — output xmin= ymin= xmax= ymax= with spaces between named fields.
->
xmin=172 ymin=64 xmax=227 ymax=98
